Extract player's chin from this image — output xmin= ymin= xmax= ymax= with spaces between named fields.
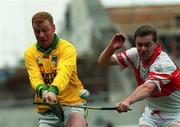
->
xmin=140 ymin=56 xmax=149 ymax=61
xmin=41 ymin=42 xmax=50 ymax=49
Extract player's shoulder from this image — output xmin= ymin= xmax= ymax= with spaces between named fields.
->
xmin=151 ymin=51 xmax=176 ymax=72
xmin=156 ymin=51 xmax=174 ymax=64
xmin=125 ymin=47 xmax=138 ymax=56
xmin=126 ymin=47 xmax=137 ymax=53
xmin=24 ymin=43 xmax=36 ymax=54
xmin=59 ymin=38 xmax=75 ymax=46
xmin=58 ymin=38 xmax=76 ymax=50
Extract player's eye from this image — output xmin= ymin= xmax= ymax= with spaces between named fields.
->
xmin=34 ymin=29 xmax=40 ymax=34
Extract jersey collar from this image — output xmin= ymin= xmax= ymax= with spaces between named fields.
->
xmin=143 ymin=44 xmax=162 ymax=68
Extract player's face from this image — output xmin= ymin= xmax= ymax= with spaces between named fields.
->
xmin=135 ymin=34 xmax=156 ymax=63
xmin=33 ymin=20 xmax=55 ymax=49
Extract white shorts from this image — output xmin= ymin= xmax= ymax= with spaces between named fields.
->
xmin=139 ymin=106 xmax=180 ymax=127
xmin=38 ymin=103 xmax=87 ymax=127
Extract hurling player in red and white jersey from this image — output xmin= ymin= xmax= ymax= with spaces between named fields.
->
xmin=98 ymin=24 xmax=180 ymax=127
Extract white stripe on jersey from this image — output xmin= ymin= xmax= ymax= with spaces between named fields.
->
xmin=112 ymin=54 xmax=126 ymax=70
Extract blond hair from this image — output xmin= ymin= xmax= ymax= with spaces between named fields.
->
xmin=32 ymin=11 xmax=54 ymax=25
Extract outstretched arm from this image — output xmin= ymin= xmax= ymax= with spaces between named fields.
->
xmin=116 ymin=82 xmax=157 ymax=112
xmin=98 ymin=33 xmax=126 ymax=65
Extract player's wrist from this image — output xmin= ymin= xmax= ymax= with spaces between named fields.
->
xmin=123 ymin=98 xmax=132 ymax=105
xmin=106 ymin=47 xmax=117 ymax=55
xmin=106 ymin=47 xmax=115 ymax=52
xmin=42 ymin=90 xmax=48 ymax=99
xmin=48 ymin=85 xmax=59 ymax=95
xmin=36 ymin=84 xmax=47 ymax=97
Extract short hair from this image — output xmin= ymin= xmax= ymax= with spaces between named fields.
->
xmin=134 ymin=24 xmax=158 ymax=43
xmin=32 ymin=11 xmax=54 ymax=25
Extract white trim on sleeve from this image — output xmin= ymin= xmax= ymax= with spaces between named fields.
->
xmin=112 ymin=54 xmax=125 ymax=69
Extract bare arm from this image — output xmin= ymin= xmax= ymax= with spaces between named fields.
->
xmin=98 ymin=33 xmax=126 ymax=65
xmin=116 ymin=82 xmax=157 ymax=112
xmin=98 ymin=47 xmax=115 ymax=65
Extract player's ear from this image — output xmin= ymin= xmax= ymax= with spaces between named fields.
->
xmin=52 ymin=24 xmax=55 ymax=32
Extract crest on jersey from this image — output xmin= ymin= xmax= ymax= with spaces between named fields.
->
xmin=36 ymin=56 xmax=42 ymax=65
xmin=52 ymin=55 xmax=57 ymax=65
xmin=154 ymin=64 xmax=163 ymax=72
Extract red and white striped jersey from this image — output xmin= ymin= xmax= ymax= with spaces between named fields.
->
xmin=112 ymin=45 xmax=180 ymax=112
